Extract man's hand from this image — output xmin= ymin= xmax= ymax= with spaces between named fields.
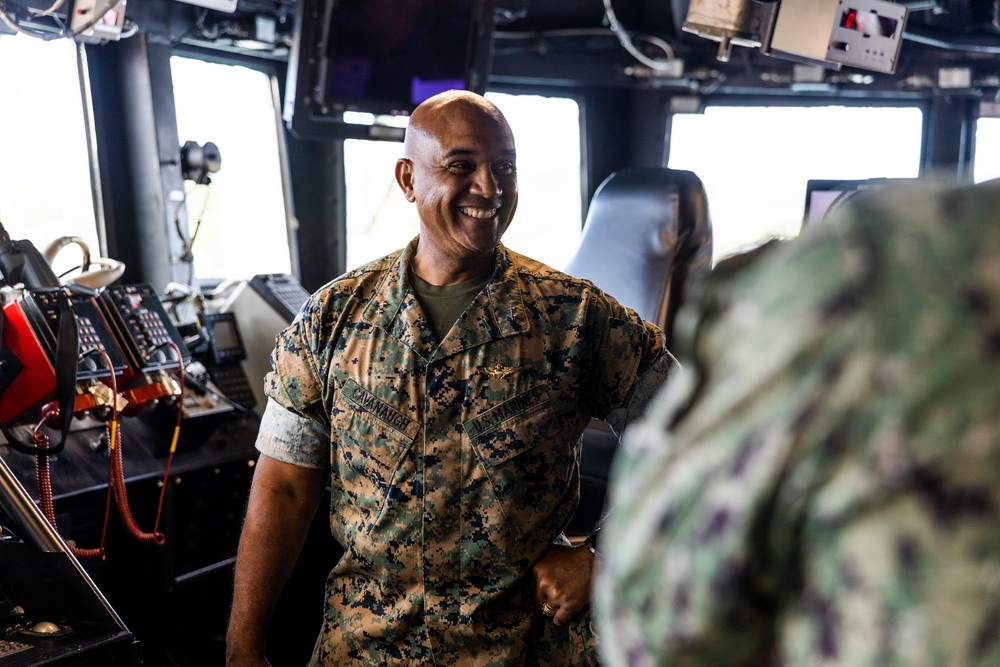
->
xmin=530 ymin=542 xmax=595 ymax=626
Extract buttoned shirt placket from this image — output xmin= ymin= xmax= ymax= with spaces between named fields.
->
xmin=361 ymin=252 xmax=529 ymax=661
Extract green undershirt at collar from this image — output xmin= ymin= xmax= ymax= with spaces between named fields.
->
xmin=409 ymin=268 xmax=493 ymax=343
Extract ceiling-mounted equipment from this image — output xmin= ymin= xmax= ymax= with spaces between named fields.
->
xmin=765 ymin=0 xmax=908 ymax=73
xmin=683 ymin=0 xmax=777 ymax=62
xmin=684 ymin=0 xmax=908 ymax=73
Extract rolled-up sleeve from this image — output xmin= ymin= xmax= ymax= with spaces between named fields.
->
xmin=255 ymin=398 xmax=329 ymax=470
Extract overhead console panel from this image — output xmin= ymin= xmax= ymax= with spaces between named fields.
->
xmin=766 ymin=0 xmax=908 ymax=73
xmin=683 ymin=0 xmax=908 ymax=73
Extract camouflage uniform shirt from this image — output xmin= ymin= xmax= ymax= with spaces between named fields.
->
xmin=594 ymin=180 xmax=1000 ymax=666
xmin=258 ymin=238 xmax=669 ymax=665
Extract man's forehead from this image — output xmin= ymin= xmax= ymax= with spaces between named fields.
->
xmin=405 ymin=100 xmax=515 ymax=159
xmin=427 ymin=120 xmax=516 ymax=157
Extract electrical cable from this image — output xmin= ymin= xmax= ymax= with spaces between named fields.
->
xmin=148 ymin=340 xmax=185 ymax=541
xmin=119 ymin=16 xmax=136 ymax=38
xmin=601 ymin=0 xmax=676 ymax=69
xmin=34 ymin=0 xmax=66 ymax=19
xmin=31 ymin=355 xmax=117 ymax=561
xmin=903 ymin=25 xmax=1000 ymax=54
xmin=57 ymin=264 xmax=87 ymax=280
xmin=186 ymin=188 xmax=211 ymax=256
xmin=180 ymin=183 xmax=212 ymax=286
xmin=173 ymin=181 xmax=210 ymax=262
xmin=33 ymin=410 xmax=112 ymax=561
xmin=0 ymin=6 xmax=51 ymax=39
xmin=0 ymin=0 xmax=69 ymax=39
xmin=31 ymin=345 xmax=177 ymax=552
xmin=103 ymin=346 xmax=165 ymax=546
xmin=0 ymin=8 xmax=19 ymax=33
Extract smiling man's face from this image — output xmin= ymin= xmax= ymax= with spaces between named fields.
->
xmin=396 ymin=92 xmax=518 ymax=276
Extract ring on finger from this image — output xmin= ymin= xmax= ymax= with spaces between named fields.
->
xmin=540 ymin=601 xmax=558 ymax=617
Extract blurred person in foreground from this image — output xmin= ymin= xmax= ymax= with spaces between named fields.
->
xmin=594 ymin=178 xmax=1000 ymax=666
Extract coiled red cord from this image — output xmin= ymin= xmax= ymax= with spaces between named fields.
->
xmin=33 ymin=401 xmax=110 ymax=561
xmin=31 ymin=344 xmax=186 ymax=557
xmin=149 ymin=340 xmax=185 ymax=540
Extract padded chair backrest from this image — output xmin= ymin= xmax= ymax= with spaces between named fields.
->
xmin=564 ymin=167 xmax=712 ymax=348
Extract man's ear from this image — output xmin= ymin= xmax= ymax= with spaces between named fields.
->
xmin=395 ymin=158 xmax=416 ymax=202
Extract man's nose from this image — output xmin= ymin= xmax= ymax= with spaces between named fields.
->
xmin=470 ymin=165 xmax=502 ymax=198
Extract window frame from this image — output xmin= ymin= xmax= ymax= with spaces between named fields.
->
xmin=666 ymin=96 xmax=930 ymax=261
xmin=0 ymin=36 xmax=103 ymax=270
xmin=170 ymin=45 xmax=299 ymax=283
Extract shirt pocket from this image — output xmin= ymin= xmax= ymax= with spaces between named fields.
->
xmin=464 ymin=386 xmax=574 ymax=544
xmin=331 ymin=379 xmax=418 ymax=529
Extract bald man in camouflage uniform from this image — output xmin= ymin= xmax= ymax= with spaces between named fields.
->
xmin=226 ymin=90 xmax=675 ymax=666
xmin=594 ymin=178 xmax=1000 ymax=666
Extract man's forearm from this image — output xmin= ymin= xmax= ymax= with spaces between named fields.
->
xmin=227 ymin=455 xmax=328 ymax=664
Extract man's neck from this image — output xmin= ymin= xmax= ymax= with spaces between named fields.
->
xmin=411 ymin=246 xmax=496 ymax=286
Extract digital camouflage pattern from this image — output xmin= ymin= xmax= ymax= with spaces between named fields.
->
xmin=594 ymin=179 xmax=1000 ymax=667
xmin=260 ymin=238 xmax=671 ymax=666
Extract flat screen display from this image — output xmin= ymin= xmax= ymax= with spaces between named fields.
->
xmin=802 ymin=178 xmax=915 ymax=227
xmin=285 ymin=0 xmax=492 ymax=137
xmin=320 ymin=0 xmax=479 ymax=116
xmin=211 ymin=318 xmax=241 ymax=353
xmin=803 ymin=183 xmax=858 ymax=227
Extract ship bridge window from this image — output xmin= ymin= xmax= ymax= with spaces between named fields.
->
xmin=0 ymin=35 xmax=99 ymax=277
xmin=170 ymin=56 xmax=292 ymax=284
xmin=974 ymin=116 xmax=1000 ymax=184
xmin=343 ymin=92 xmax=582 ymax=271
xmin=668 ymin=105 xmax=923 ymax=262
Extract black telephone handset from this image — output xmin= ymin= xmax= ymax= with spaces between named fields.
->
xmin=18 ymin=289 xmax=128 ymax=379
xmin=97 ymin=283 xmax=191 ymax=373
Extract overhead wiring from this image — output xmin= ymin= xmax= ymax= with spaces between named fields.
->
xmin=0 ymin=0 xmax=128 ymax=40
xmin=602 ymin=0 xmax=677 ymax=69
xmin=34 ymin=0 xmax=66 ymax=18
xmin=172 ymin=180 xmax=213 ymax=285
xmin=118 ymin=15 xmax=137 ymax=38
xmin=0 ymin=2 xmax=67 ymax=39
xmin=494 ymin=5 xmax=678 ymax=68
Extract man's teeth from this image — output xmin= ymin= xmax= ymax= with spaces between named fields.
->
xmin=459 ymin=207 xmax=497 ymax=219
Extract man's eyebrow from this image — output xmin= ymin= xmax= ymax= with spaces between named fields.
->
xmin=442 ymin=148 xmax=474 ymax=159
xmin=441 ymin=147 xmax=517 ymax=160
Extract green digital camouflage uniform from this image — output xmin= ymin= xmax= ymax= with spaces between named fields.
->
xmin=594 ymin=179 xmax=1000 ymax=666
xmin=258 ymin=238 xmax=672 ymax=666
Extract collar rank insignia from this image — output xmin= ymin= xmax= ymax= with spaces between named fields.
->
xmin=483 ymin=363 xmax=516 ymax=380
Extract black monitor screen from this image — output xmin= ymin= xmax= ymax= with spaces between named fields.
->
xmin=211 ymin=318 xmax=241 ymax=353
xmin=321 ymin=0 xmax=479 ymax=115
xmin=285 ymin=0 xmax=492 ymax=137
xmin=803 ymin=178 xmax=913 ymax=227
xmin=803 ymin=182 xmax=858 ymax=228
